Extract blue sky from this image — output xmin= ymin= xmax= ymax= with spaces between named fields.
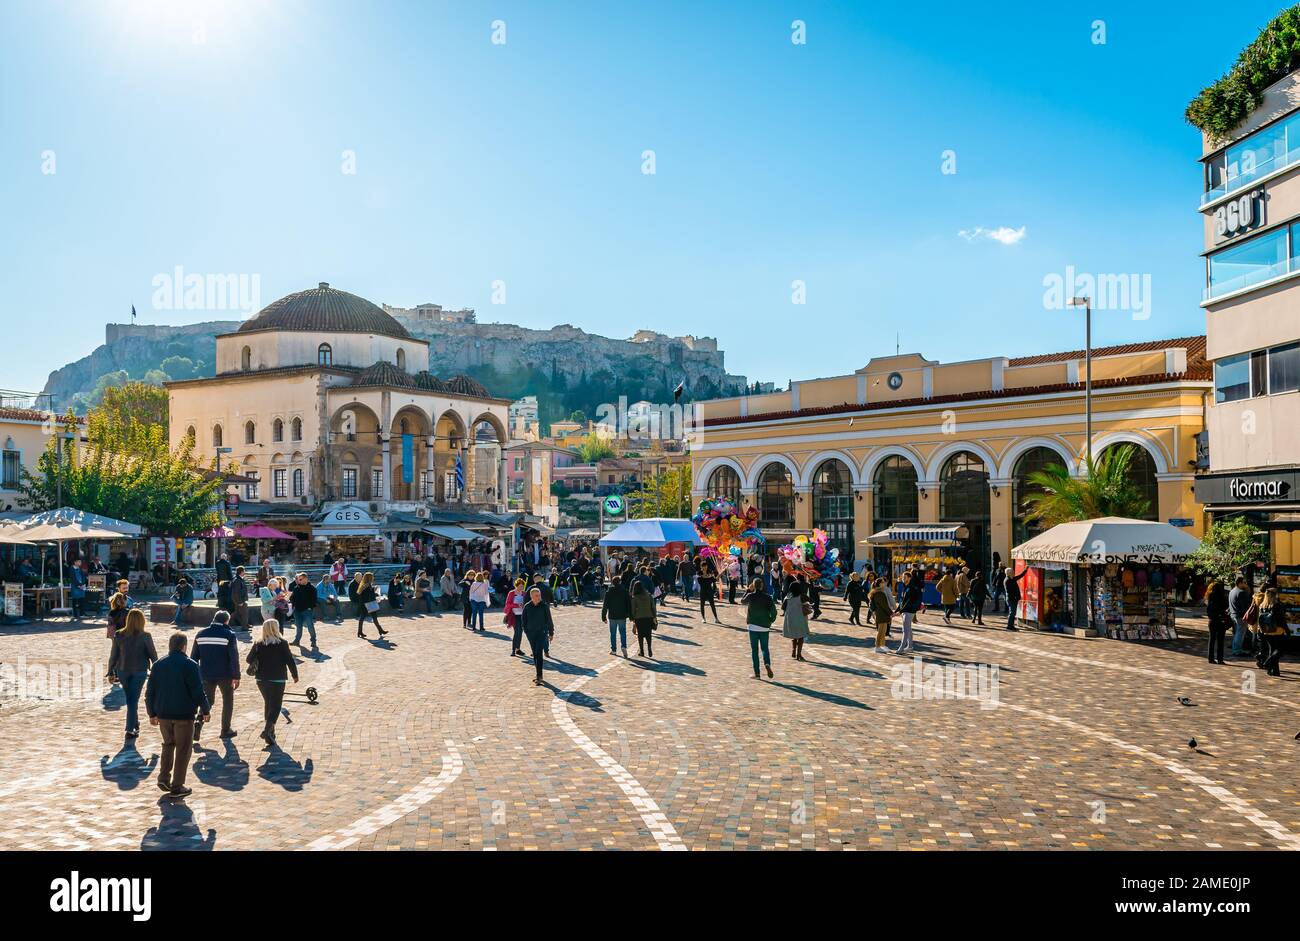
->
xmin=0 ymin=0 xmax=1287 ymax=395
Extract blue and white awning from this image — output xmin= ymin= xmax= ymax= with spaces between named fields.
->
xmin=863 ymin=523 xmax=969 ymax=546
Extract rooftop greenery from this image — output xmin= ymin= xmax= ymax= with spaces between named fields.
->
xmin=1186 ymin=4 xmax=1300 ymax=143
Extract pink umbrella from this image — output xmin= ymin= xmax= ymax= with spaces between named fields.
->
xmin=236 ymin=522 xmax=297 ymax=540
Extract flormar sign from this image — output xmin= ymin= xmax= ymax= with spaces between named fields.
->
xmin=1229 ymin=476 xmax=1291 ymax=501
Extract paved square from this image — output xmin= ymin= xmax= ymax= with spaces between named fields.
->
xmin=1 ymin=596 xmax=1298 ymax=851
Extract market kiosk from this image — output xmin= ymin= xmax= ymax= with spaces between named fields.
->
xmin=863 ymin=523 xmax=970 ymax=607
xmin=1011 ymin=517 xmax=1202 ymax=640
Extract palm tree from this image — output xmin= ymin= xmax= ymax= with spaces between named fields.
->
xmin=1021 ymin=444 xmax=1151 ymax=528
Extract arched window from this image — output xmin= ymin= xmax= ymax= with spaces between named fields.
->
xmin=241 ymin=346 xmax=252 ymax=371
xmin=212 ymin=424 xmax=223 ymax=448
xmin=1012 ymin=447 xmax=1069 ymax=546
xmin=1101 ymin=443 xmax=1160 ymax=522
xmin=812 ymin=459 xmax=853 ymax=564
xmin=291 ymin=417 xmax=302 ymax=441
xmin=707 ymin=465 xmax=740 ymax=504
xmin=940 ymin=451 xmax=991 ymax=570
xmin=873 ymin=456 xmax=918 ymax=528
xmin=245 ymin=420 xmax=256 ymax=445
xmin=272 ymin=418 xmax=284 ymax=442
xmin=185 ymin=426 xmax=196 ymax=444
xmin=757 ymin=463 xmax=794 ymax=528
xmin=292 ymin=468 xmax=305 ymax=498
xmin=318 ymin=343 xmax=332 ymax=366
xmin=396 ymin=349 xmax=406 ymax=371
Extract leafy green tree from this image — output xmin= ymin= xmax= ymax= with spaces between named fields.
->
xmin=630 ymin=464 xmax=692 ymax=519
xmin=568 ymin=409 xmax=587 ymax=424
xmin=1184 ymin=518 xmax=1268 ymax=584
xmin=20 ymin=412 xmax=224 ymax=535
xmin=577 ymin=432 xmax=616 ymax=464
xmin=1022 ymin=445 xmax=1150 ymax=528
xmin=159 ymin=355 xmax=198 ymax=380
xmin=95 ymin=381 xmax=170 ymax=439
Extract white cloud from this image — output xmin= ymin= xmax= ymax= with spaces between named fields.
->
xmin=958 ymin=225 xmax=1026 ymax=246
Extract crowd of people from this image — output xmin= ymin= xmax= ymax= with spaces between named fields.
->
xmin=84 ymin=536 xmax=1293 ymax=800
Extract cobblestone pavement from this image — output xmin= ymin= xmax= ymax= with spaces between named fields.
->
xmin=1 ymin=594 xmax=1297 ymax=851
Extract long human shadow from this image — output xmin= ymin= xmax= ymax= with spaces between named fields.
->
xmin=621 ymin=658 xmax=706 ymax=678
xmin=256 ymin=746 xmax=314 ymax=792
xmin=652 ymin=634 xmax=701 ymax=647
xmin=192 ymin=738 xmax=250 ymax=792
xmin=769 ymin=681 xmax=872 ymax=711
xmin=100 ymin=743 xmax=158 ymax=791
xmin=140 ymin=800 xmax=217 ymax=851
xmin=535 ymin=656 xmax=599 ymax=678
xmin=805 ymin=656 xmax=885 ymax=681
xmin=561 ymin=690 xmax=605 ymax=712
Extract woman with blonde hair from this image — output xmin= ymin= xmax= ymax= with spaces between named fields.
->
xmin=354 ymin=571 xmax=388 ymax=639
xmin=246 ymin=619 xmax=299 ymax=746
xmin=106 ymin=608 xmax=158 ymax=738
xmin=468 ymin=571 xmax=491 ymax=632
xmin=1258 ymin=587 xmax=1288 ymax=677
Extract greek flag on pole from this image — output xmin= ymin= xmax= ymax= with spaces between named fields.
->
xmin=455 ymin=451 xmax=465 ymax=492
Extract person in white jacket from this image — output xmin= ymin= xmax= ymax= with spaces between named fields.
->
xmin=468 ymin=571 xmax=491 ymax=632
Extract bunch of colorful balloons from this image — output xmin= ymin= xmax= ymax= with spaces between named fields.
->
xmin=691 ymin=498 xmax=764 ymax=560
xmin=778 ymin=529 xmax=841 ymax=587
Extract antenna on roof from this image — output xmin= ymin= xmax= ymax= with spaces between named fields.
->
xmin=896 ymin=332 xmax=900 ymax=356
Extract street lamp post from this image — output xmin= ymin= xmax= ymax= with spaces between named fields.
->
xmin=1068 ymin=296 xmax=1093 ymax=469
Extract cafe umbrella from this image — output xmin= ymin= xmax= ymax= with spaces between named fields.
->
xmin=10 ymin=509 xmax=143 ymax=611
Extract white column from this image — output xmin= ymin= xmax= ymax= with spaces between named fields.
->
xmin=498 ymin=450 xmax=507 ymax=509
xmin=381 ymin=434 xmax=392 ymax=502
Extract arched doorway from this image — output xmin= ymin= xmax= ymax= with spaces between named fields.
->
xmin=1101 ymin=443 xmax=1160 ymax=521
xmin=757 ymin=463 xmax=794 ymax=529
xmin=940 ymin=451 xmax=990 ymax=571
xmin=872 ymin=455 xmax=918 ymax=572
xmin=812 ymin=459 xmax=854 ymax=571
xmin=706 ymin=465 xmax=741 ymax=504
xmin=1012 ymin=447 xmax=1069 ymax=547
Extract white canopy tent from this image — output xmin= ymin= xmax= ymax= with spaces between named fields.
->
xmin=1011 ymin=517 xmax=1202 ymax=565
xmin=9 ymin=508 xmax=143 ymax=612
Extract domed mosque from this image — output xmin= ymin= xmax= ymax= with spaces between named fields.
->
xmin=166 ymin=283 xmax=511 ymax=560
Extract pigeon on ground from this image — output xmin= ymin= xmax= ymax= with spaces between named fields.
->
xmin=1187 ymin=738 xmax=1197 ymax=750
xmin=1177 ymin=697 xmax=1193 ymax=706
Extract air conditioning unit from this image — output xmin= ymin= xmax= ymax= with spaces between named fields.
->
xmin=369 ymin=503 xmax=381 ymax=513
xmin=416 ymin=507 xmax=430 ymax=519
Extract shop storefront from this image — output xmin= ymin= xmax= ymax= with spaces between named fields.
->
xmin=863 ymin=523 xmax=969 ymax=606
xmin=1195 ymin=467 xmax=1300 ymax=570
xmin=1011 ymin=518 xmax=1201 ymax=640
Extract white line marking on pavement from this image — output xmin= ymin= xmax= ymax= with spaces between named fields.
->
xmin=303 ymin=739 xmax=464 ymax=851
xmin=551 ymin=659 xmax=687 ymax=851
xmin=919 ymin=618 xmax=1298 ymax=710
xmin=825 ymin=645 xmax=1300 ymax=852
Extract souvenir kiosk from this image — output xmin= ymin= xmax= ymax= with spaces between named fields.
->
xmin=863 ymin=523 xmax=970 ymax=606
xmin=1011 ymin=517 xmax=1202 ymax=640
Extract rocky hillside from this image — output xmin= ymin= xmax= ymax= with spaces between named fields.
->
xmin=43 ymin=317 xmax=752 ymax=427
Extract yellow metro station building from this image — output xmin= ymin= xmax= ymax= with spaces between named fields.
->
xmin=692 ymin=336 xmax=1211 ymax=572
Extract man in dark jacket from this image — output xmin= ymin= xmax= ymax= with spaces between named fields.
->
xmin=191 ymin=610 xmax=240 ymax=742
xmin=895 ymin=571 xmax=925 ymax=654
xmin=845 ymin=572 xmax=866 ymax=625
xmin=215 ymin=553 xmax=233 ymax=586
xmin=677 ymin=555 xmax=696 ymax=603
xmin=601 ymin=577 xmax=632 ymax=655
xmin=1003 ymin=566 xmax=1029 ymax=631
xmin=230 ymin=566 xmax=250 ymax=632
xmin=288 ymin=572 xmax=319 ymax=650
xmin=521 ymin=587 xmax=555 ymax=685
xmin=147 ymin=633 xmax=210 ymax=797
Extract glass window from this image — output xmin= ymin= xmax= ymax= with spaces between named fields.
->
xmin=1270 ymin=342 xmax=1300 ymax=394
xmin=342 ymin=468 xmax=358 ymax=499
xmin=707 ymin=465 xmax=741 ymax=504
xmin=2 ymin=450 xmax=19 ymax=488
xmin=291 ymin=418 xmax=302 ymax=441
xmin=1011 ymin=447 xmax=1067 ymax=547
xmin=1251 ymin=349 xmax=1269 ymax=397
xmin=873 ymin=456 xmax=918 ymax=526
xmin=272 ymin=419 xmax=283 ymax=442
xmin=812 ymin=460 xmax=852 ymax=521
xmin=273 ymin=468 xmax=287 ymax=498
xmin=1214 ymin=353 xmax=1250 ymax=403
xmin=292 ymin=468 xmax=305 ymax=497
xmin=372 ymin=468 xmax=384 ymax=498
xmin=1208 ymin=228 xmax=1288 ymax=297
xmin=212 ymin=424 xmax=223 ymax=447
xmin=757 ymin=463 xmax=793 ymax=528
xmin=1225 ymin=119 xmax=1288 ymax=185
xmin=318 ymin=344 xmax=332 ymax=366
xmin=245 ymin=421 xmax=256 ymax=444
